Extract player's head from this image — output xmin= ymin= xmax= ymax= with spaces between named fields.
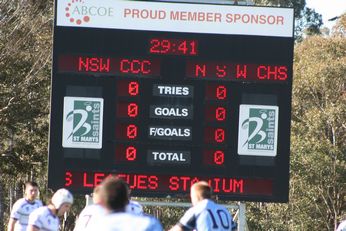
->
xmin=100 ymin=176 xmax=129 ymax=211
xmin=24 ymin=181 xmax=39 ymax=201
xmin=51 ymin=188 xmax=74 ymax=216
xmin=190 ymin=181 xmax=212 ymax=206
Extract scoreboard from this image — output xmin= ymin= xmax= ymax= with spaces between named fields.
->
xmin=48 ymin=0 xmax=294 ymax=202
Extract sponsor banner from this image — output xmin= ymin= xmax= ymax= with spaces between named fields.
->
xmin=62 ymin=97 xmax=104 ymax=149
xmin=57 ymin=0 xmax=294 ymax=37
xmin=238 ymin=105 xmax=278 ymax=156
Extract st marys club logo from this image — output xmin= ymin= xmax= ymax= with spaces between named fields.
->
xmin=238 ymin=105 xmax=279 ymax=157
xmin=62 ymin=97 xmax=104 ymax=149
xmin=64 ymin=0 xmax=115 ymax=25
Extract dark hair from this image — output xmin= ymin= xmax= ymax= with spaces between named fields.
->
xmin=101 ymin=176 xmax=129 ymax=211
xmin=25 ymin=181 xmax=39 ymax=188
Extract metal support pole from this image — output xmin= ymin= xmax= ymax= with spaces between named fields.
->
xmin=238 ymin=202 xmax=247 ymax=231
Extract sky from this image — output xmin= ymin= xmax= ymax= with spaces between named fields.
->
xmin=306 ymin=0 xmax=346 ymax=29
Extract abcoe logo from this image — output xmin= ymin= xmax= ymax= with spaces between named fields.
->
xmin=65 ymin=0 xmax=115 ymax=25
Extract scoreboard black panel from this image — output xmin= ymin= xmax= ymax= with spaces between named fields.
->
xmin=48 ymin=0 xmax=294 ymax=202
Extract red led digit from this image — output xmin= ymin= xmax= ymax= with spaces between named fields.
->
xmin=161 ymin=39 xmax=171 ymax=53
xmin=115 ymin=145 xmax=140 ymax=162
xmin=149 ymin=39 xmax=161 ymax=54
xmin=126 ymin=146 xmax=137 ymax=161
xmin=214 ymin=128 xmax=225 ymax=143
xmin=178 ymin=41 xmax=187 ymax=53
xmin=205 ymin=105 xmax=227 ymax=122
xmin=65 ymin=171 xmax=72 ymax=187
xmin=128 ymin=81 xmax=139 ymax=96
xmin=127 ymin=124 xmax=138 ymax=139
xmin=204 ymin=127 xmax=226 ymax=144
xmin=117 ymin=102 xmax=139 ymax=118
xmin=216 ymin=85 xmax=227 ymax=100
xmin=203 ymin=150 xmax=226 ymax=166
xmin=127 ymin=103 xmax=138 ymax=118
xmin=117 ymin=80 xmax=139 ymax=97
xmin=190 ymin=40 xmax=197 ymax=55
xmin=215 ymin=107 xmax=226 ymax=121
xmin=205 ymin=84 xmax=227 ymax=100
xmin=214 ymin=151 xmax=225 ymax=165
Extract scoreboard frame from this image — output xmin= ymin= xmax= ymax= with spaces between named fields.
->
xmin=48 ymin=0 xmax=294 ymax=202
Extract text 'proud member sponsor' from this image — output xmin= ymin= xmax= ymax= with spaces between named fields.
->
xmin=148 ymin=126 xmax=191 ymax=140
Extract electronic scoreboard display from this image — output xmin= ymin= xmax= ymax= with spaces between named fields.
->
xmin=48 ymin=0 xmax=294 ymax=202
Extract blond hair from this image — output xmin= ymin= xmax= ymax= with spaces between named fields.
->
xmin=191 ymin=181 xmax=212 ymax=199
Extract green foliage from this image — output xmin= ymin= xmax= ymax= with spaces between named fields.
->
xmin=332 ymin=13 xmax=346 ymax=37
xmin=0 ymin=0 xmax=52 ymax=175
xmin=0 ymin=1 xmax=53 ymax=230
xmin=253 ymin=0 xmax=323 ymax=40
xmin=253 ymin=0 xmax=305 ymax=18
xmin=291 ymin=35 xmax=346 ymax=230
xmin=246 ymin=35 xmax=346 ymax=230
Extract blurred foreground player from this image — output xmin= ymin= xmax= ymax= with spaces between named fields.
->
xmin=73 ymin=185 xmax=107 ymax=231
xmin=7 ymin=182 xmax=43 ymax=231
xmin=169 ymin=181 xmax=235 ymax=231
xmin=85 ymin=177 xmax=163 ymax=231
xmin=27 ymin=188 xmax=73 ymax=231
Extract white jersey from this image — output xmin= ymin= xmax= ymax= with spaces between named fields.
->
xmin=10 ymin=198 xmax=43 ymax=231
xmin=73 ymin=204 xmax=107 ymax=231
xmin=85 ymin=212 xmax=163 ymax=231
xmin=28 ymin=206 xmax=59 ymax=231
xmin=178 ymin=199 xmax=234 ymax=231
xmin=337 ymin=220 xmax=346 ymax=231
xmin=125 ymin=200 xmax=143 ymax=215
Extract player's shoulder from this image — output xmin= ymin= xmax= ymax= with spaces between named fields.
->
xmin=193 ymin=199 xmax=212 ymax=211
xmin=80 ymin=204 xmax=107 ymax=215
xmin=33 ymin=199 xmax=43 ymax=206
xmin=105 ymin=212 xmax=162 ymax=230
xmin=129 ymin=200 xmax=142 ymax=207
xmin=126 ymin=200 xmax=143 ymax=214
xmin=193 ymin=199 xmax=229 ymax=214
xmin=336 ymin=220 xmax=346 ymax=231
xmin=85 ymin=203 xmax=105 ymax=211
xmin=13 ymin=198 xmax=42 ymax=208
xmin=31 ymin=205 xmax=48 ymax=215
xmin=205 ymin=199 xmax=226 ymax=209
xmin=13 ymin=198 xmax=26 ymax=207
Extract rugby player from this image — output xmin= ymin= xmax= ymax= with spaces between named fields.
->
xmin=7 ymin=181 xmax=43 ymax=231
xmin=27 ymin=188 xmax=73 ymax=231
xmin=169 ymin=181 xmax=235 ymax=231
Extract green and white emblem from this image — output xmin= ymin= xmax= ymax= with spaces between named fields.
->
xmin=62 ymin=97 xmax=104 ymax=149
xmin=238 ymin=105 xmax=278 ymax=156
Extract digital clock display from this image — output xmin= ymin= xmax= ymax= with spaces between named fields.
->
xmin=149 ymin=38 xmax=198 ymax=56
xmin=49 ymin=0 xmax=294 ymax=202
